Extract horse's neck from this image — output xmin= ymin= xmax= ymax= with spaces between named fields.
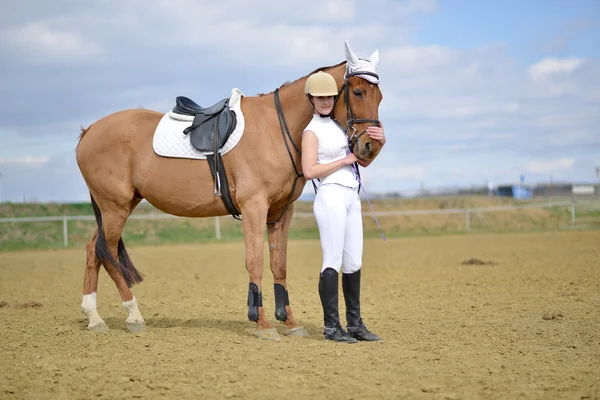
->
xmin=273 ymin=81 xmax=313 ymax=148
xmin=271 ymin=64 xmax=347 ymax=150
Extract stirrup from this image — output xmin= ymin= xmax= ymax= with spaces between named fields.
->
xmin=213 ymin=170 xmax=222 ymax=196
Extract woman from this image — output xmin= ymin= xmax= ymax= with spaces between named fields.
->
xmin=301 ymin=71 xmax=386 ymax=343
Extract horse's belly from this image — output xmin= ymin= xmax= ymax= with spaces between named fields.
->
xmin=134 ymin=154 xmax=230 ymax=218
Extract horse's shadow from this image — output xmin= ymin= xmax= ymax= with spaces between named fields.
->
xmin=146 ymin=316 xmax=253 ymax=336
xmin=85 ymin=316 xmax=321 ymax=339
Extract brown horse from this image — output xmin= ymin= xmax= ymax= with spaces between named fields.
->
xmin=76 ymin=42 xmax=384 ymax=340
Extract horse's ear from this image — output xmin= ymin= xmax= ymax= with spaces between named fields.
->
xmin=369 ymin=49 xmax=380 ymax=70
xmin=345 ymin=40 xmax=360 ymax=67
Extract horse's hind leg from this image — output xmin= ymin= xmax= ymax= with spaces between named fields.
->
xmin=267 ymin=203 xmax=308 ymax=337
xmin=81 ymin=230 xmax=109 ymax=332
xmin=89 ymin=195 xmax=145 ymax=332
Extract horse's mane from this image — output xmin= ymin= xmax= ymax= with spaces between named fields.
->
xmin=257 ymin=61 xmax=346 ymax=97
xmin=78 ymin=125 xmax=91 ymax=141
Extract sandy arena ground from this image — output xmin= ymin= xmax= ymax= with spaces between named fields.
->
xmin=1 ymin=230 xmax=599 ymax=399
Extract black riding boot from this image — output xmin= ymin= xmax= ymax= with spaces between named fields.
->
xmin=318 ymin=268 xmax=357 ymax=343
xmin=342 ymin=269 xmax=382 ymax=341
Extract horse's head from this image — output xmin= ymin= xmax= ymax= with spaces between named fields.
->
xmin=332 ymin=41 xmax=383 ymax=161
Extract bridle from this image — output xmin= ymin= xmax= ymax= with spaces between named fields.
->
xmin=268 ymin=68 xmax=381 ymax=224
xmin=331 ymin=70 xmax=381 ymax=154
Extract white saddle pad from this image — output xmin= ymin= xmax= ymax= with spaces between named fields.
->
xmin=152 ymin=88 xmax=245 ymax=159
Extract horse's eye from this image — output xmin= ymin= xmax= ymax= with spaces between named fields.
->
xmin=353 ymin=89 xmax=363 ymax=97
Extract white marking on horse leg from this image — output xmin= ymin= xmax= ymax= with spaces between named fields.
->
xmin=122 ymin=296 xmax=144 ymax=332
xmin=81 ymin=293 xmax=108 ymax=332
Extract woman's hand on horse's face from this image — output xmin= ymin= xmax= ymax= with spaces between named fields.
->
xmin=366 ymin=124 xmax=386 ymax=145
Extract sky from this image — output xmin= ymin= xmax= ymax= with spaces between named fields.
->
xmin=0 ymin=0 xmax=599 ymax=202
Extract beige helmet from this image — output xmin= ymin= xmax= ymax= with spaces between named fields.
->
xmin=304 ymin=71 xmax=338 ymax=96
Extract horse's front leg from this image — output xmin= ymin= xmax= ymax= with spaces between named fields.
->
xmin=267 ymin=203 xmax=308 ymax=337
xmin=242 ymin=198 xmax=281 ymax=340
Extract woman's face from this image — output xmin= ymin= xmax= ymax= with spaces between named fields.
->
xmin=312 ymin=96 xmax=334 ymax=115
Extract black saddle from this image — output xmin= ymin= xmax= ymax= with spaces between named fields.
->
xmin=171 ymin=95 xmax=241 ymax=220
xmin=174 ymin=97 xmax=228 ymax=116
xmin=174 ymin=96 xmax=237 ymax=153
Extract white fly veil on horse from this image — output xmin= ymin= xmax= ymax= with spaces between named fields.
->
xmin=344 ymin=40 xmax=380 ymax=84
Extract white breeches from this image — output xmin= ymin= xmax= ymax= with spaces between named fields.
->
xmin=313 ymin=184 xmax=363 ymax=274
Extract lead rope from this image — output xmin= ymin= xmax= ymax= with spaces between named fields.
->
xmin=347 ymin=148 xmax=386 ymax=241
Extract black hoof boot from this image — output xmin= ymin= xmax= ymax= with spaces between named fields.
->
xmin=247 ymin=283 xmax=262 ymax=322
xmin=273 ymin=283 xmax=289 ymax=322
xmin=343 ymin=270 xmax=382 ymax=341
xmin=319 ymin=268 xmax=356 ymax=343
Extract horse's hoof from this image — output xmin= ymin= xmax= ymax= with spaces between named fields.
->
xmin=88 ymin=321 xmax=109 ymax=333
xmin=254 ymin=328 xmax=281 ymax=341
xmin=284 ymin=327 xmax=309 ymax=337
xmin=126 ymin=321 xmax=144 ymax=333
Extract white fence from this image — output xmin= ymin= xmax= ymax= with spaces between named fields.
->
xmin=1 ymin=199 xmax=595 ymax=248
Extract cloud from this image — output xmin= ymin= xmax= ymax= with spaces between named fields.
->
xmin=0 ymin=156 xmax=50 ymax=166
xmin=390 ymin=0 xmax=439 ymax=16
xmin=0 ymin=22 xmax=104 ymax=64
xmin=378 ymin=42 xmax=599 ymax=159
xmin=0 ymin=152 xmax=86 ymax=203
xmin=529 ymin=57 xmax=585 ymax=81
xmin=388 ymin=165 xmax=428 ymax=179
xmin=117 ymin=2 xmax=400 ymax=67
xmin=538 ymin=19 xmax=600 ymax=53
xmin=384 ymin=44 xmax=456 ymax=69
xmin=523 ymin=158 xmax=575 ymax=174
xmin=0 ymin=0 xmax=442 ymax=71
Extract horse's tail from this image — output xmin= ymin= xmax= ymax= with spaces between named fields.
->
xmin=90 ymin=194 xmax=143 ymax=287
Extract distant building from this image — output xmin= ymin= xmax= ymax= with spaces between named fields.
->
xmin=496 ymin=185 xmax=533 ymax=199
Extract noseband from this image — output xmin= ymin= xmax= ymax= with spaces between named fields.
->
xmin=331 ymin=70 xmax=381 ymax=153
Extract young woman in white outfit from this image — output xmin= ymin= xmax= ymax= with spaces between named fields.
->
xmin=301 ymin=70 xmax=386 ymax=343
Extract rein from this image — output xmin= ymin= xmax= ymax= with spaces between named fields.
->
xmin=267 ymin=88 xmax=303 ymax=225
